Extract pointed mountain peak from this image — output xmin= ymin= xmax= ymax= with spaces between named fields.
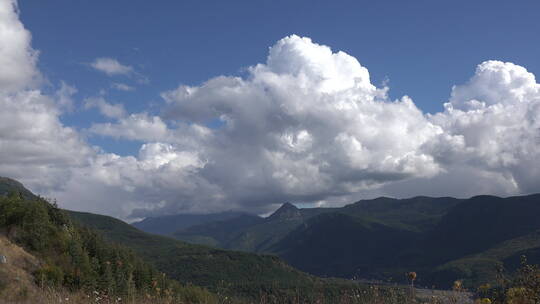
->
xmin=268 ymin=202 xmax=302 ymax=221
xmin=280 ymin=202 xmax=298 ymax=210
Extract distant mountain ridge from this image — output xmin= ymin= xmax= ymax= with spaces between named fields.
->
xmin=164 ymin=197 xmax=462 ymax=252
xmin=137 ymin=194 xmax=540 ymax=287
xmin=132 ymin=210 xmax=254 ymax=235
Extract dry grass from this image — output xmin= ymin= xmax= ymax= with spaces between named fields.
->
xmin=0 ymin=289 xmax=205 ymax=304
xmin=0 ymin=235 xmax=43 ymax=302
xmin=416 ymin=288 xmax=474 ymax=304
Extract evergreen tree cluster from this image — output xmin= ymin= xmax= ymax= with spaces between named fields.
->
xmin=0 ymin=192 xmax=216 ymax=302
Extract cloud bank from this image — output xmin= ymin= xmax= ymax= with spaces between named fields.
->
xmin=1 ymin=0 xmax=539 ymax=219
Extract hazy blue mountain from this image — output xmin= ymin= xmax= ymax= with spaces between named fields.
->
xmin=167 ymin=197 xmax=463 ymax=254
xmin=171 ymin=203 xmax=308 ymax=252
xmin=174 ymin=213 xmax=264 ymax=247
xmin=132 ymin=210 xmax=252 ymax=235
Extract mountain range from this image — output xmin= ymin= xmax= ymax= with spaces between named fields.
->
xmin=3 ymin=175 xmax=539 ymax=292
xmin=135 ymin=194 xmax=540 ymax=288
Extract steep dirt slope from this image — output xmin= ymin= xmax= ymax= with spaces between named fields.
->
xmin=0 ymin=236 xmax=41 ymax=302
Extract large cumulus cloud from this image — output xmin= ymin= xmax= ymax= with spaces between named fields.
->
xmin=427 ymin=61 xmax=540 ymax=194
xmin=373 ymin=61 xmax=540 ymax=200
xmin=158 ymin=36 xmax=442 ymax=210
xmin=1 ymin=0 xmax=540 ymax=219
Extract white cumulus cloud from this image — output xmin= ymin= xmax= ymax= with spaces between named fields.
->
xmin=0 ymin=0 xmax=40 ymax=91
xmin=427 ymin=60 xmax=540 ymax=194
xmin=160 ymin=36 xmax=442 ymax=205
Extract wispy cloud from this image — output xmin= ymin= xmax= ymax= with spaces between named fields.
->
xmin=91 ymin=57 xmax=133 ymax=76
xmin=84 ymin=96 xmax=126 ymax=119
xmin=112 ymin=82 xmax=135 ymax=91
xmin=55 ymin=81 xmax=77 ymax=112
xmin=90 ymin=57 xmax=149 ymax=85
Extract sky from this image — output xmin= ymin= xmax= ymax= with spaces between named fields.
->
xmin=1 ymin=0 xmax=540 ymax=220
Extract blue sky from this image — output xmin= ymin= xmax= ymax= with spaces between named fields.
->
xmin=3 ymin=0 xmax=540 ymax=218
xmin=20 ymin=0 xmax=540 ymax=120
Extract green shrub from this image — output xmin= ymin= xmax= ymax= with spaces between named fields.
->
xmin=177 ymin=284 xmax=219 ymax=303
xmin=35 ymin=264 xmax=64 ymax=287
xmin=478 ymin=256 xmax=540 ymax=303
